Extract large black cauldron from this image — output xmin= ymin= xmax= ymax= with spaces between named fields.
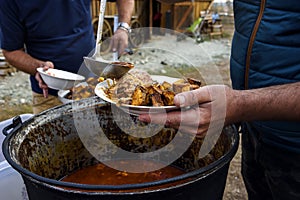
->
xmin=2 ymin=97 xmax=239 ymax=200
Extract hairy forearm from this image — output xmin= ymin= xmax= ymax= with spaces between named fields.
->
xmin=116 ymin=0 xmax=134 ymax=24
xmin=228 ymin=82 xmax=300 ymax=124
xmin=3 ymin=49 xmax=45 ymax=76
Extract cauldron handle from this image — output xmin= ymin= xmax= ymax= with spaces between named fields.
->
xmin=2 ymin=116 xmax=22 ymax=136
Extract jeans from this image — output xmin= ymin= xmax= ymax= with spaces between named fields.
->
xmin=241 ymin=123 xmax=300 ymax=200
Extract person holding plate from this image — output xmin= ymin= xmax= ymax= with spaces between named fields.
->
xmin=139 ymin=0 xmax=300 ymax=199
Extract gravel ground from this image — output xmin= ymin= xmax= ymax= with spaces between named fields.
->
xmin=0 ymin=70 xmax=32 ymax=106
xmin=0 ymin=34 xmax=247 ymax=199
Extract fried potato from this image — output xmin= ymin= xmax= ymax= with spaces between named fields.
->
xmin=151 ymin=93 xmax=164 ymax=107
xmin=132 ymin=85 xmax=148 ymax=106
xmin=162 ymin=91 xmax=175 ymax=106
xmin=173 ymin=82 xmax=191 ymax=93
xmin=103 ymin=72 xmax=202 ymax=107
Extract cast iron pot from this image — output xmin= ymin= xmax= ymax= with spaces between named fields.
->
xmin=2 ymin=97 xmax=239 ymax=200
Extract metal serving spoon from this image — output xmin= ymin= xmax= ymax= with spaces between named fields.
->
xmin=83 ymin=0 xmax=132 ymax=79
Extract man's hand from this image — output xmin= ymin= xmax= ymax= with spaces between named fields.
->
xmin=111 ymin=28 xmax=129 ymax=57
xmin=35 ymin=61 xmax=54 ymax=98
xmin=139 ymin=85 xmax=230 ymax=136
xmin=111 ymin=0 xmax=134 ymax=57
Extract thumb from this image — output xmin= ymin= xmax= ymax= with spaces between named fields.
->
xmin=174 ymin=86 xmax=211 ymax=107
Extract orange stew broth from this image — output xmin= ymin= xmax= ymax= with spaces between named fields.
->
xmin=61 ymin=160 xmax=186 ymax=186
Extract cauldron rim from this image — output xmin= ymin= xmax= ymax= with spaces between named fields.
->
xmin=2 ymin=101 xmax=239 ymax=192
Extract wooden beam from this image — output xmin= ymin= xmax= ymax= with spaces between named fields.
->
xmin=175 ymin=4 xmax=193 ymax=31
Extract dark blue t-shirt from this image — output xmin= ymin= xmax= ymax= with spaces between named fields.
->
xmin=0 ymin=0 xmax=95 ymax=96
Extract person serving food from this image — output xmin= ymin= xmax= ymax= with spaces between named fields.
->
xmin=0 ymin=0 xmax=134 ymax=114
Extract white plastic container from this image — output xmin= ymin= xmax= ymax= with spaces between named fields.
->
xmin=0 ymin=114 xmax=32 ymax=200
xmin=0 ymin=161 xmax=28 ymax=200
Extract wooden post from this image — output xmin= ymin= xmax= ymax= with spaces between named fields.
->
xmin=150 ymin=0 xmax=153 ymax=35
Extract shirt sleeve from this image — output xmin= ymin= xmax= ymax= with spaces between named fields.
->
xmin=0 ymin=0 xmax=25 ymax=51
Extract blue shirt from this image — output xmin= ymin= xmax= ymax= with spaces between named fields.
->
xmin=0 ymin=0 xmax=95 ymax=96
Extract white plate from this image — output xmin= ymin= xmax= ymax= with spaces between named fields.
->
xmin=57 ymin=82 xmax=89 ymax=104
xmin=95 ymin=75 xmax=179 ymax=115
xmin=57 ymin=90 xmax=73 ymax=104
xmin=37 ymin=68 xmax=85 ymax=90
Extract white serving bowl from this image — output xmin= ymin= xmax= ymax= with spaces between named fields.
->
xmin=37 ymin=68 xmax=85 ymax=90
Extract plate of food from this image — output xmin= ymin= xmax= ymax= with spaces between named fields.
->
xmin=58 ymin=77 xmax=105 ymax=104
xmin=94 ymin=69 xmax=202 ymax=115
